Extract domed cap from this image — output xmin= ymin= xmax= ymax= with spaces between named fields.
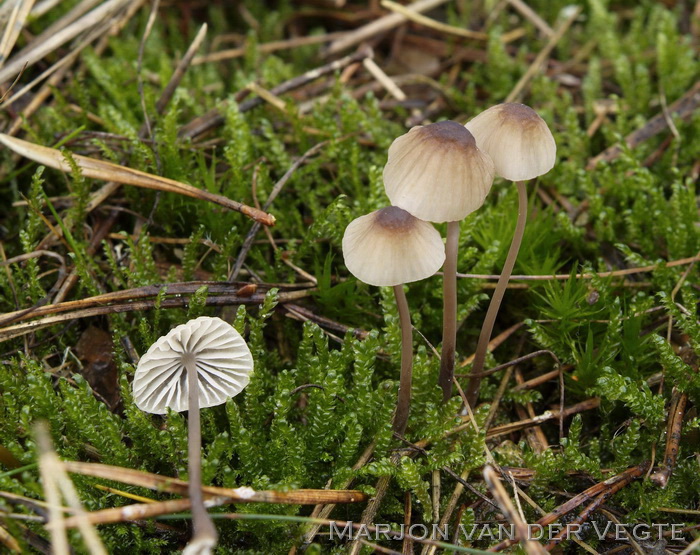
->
xmin=342 ymin=206 xmax=445 ymax=287
xmin=465 ymin=103 xmax=556 ymax=181
xmin=133 ymin=316 xmax=253 ymax=414
xmin=383 ymin=121 xmax=495 ymax=223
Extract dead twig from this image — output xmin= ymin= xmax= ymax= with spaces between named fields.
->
xmin=229 ymin=141 xmax=327 ymax=280
xmin=650 ymin=387 xmax=687 ymax=488
xmin=492 ymin=461 xmax=650 ymax=551
xmin=483 ymin=465 xmax=547 ymax=555
xmin=587 ymin=80 xmax=700 ymax=169
xmin=504 ymin=6 xmax=581 ymax=103
xmin=326 ymin=0 xmax=450 ymax=56
xmin=544 ymin=461 xmax=651 ymax=550
xmin=0 ymin=133 xmax=275 ymax=226
xmin=456 ymin=252 xmax=700 ymax=281
xmin=179 ymin=47 xmax=373 ymax=139
xmin=0 ymin=285 xmax=313 ymax=342
xmin=486 ymin=397 xmax=600 ymax=438
xmin=63 ymin=461 xmax=367 ymax=505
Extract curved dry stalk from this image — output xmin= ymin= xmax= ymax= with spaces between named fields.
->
xmin=438 ymin=220 xmax=460 ymax=400
xmin=466 ymin=181 xmax=528 ymax=407
xmin=392 ymin=284 xmax=413 ymax=435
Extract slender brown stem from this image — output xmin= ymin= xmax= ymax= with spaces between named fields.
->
xmin=392 ymin=284 xmax=413 ymax=435
xmin=465 ymin=181 xmax=528 ymax=407
xmin=439 ymin=221 xmax=459 ymax=401
xmin=185 ymin=357 xmax=218 ymax=550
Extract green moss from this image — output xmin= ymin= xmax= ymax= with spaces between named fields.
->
xmin=1 ymin=0 xmax=699 ymax=552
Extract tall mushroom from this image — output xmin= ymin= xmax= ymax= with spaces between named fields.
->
xmin=383 ymin=121 xmax=495 ymax=401
xmin=342 ymin=206 xmax=445 ymax=434
xmin=464 ymin=103 xmax=556 ymax=406
xmin=133 ymin=316 xmax=254 ymax=554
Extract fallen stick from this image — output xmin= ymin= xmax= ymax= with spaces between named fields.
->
xmin=63 ymin=461 xmax=367 ymax=505
xmin=544 ymin=461 xmax=651 ymax=550
xmin=179 ymin=47 xmax=372 ymax=139
xmin=0 ymin=133 xmax=275 ymax=226
xmin=491 ymin=461 xmax=650 ymax=551
xmin=483 ymin=466 xmax=547 ymax=555
xmin=650 ymin=387 xmax=687 ymax=488
xmin=587 ymin=80 xmax=700 ymax=170
xmin=326 ymin=0 xmax=449 ymax=56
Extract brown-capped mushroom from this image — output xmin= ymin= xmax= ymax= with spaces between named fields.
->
xmin=464 ymin=103 xmax=556 ymax=406
xmin=133 ymin=316 xmax=253 ymax=554
xmin=342 ymin=206 xmax=445 ymax=434
xmin=383 ymin=121 xmax=495 ymax=400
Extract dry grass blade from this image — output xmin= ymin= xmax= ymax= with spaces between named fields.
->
xmin=36 ymin=425 xmax=69 ymax=555
xmin=587 ymin=80 xmax=700 ymax=169
xmin=504 ymin=5 xmax=581 ymax=103
xmin=650 ymin=387 xmax=687 ymax=488
xmin=380 ymin=0 xmax=488 ymax=40
xmin=20 ymin=0 xmax=102 ymax=56
xmin=62 ymin=461 xmax=368 ymax=504
xmin=0 ymin=0 xmax=35 ymax=66
xmin=0 ymin=523 xmax=21 ymax=553
xmin=61 ymin=497 xmax=205 ymax=528
xmin=0 ymin=0 xmax=130 ymax=85
xmin=0 ymin=289 xmax=313 ymax=342
xmin=0 ymin=133 xmax=276 ymax=226
xmin=0 ymin=281 xmax=302 ymax=327
xmin=486 ymin=397 xmax=600 ymax=438
xmin=326 ymin=0 xmax=450 ymax=56
xmin=35 ymin=423 xmax=107 ymax=555
xmin=483 ymin=466 xmax=547 ymax=554
xmin=456 ymin=252 xmax=700 ymax=281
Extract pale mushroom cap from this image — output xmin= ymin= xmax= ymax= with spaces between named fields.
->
xmin=342 ymin=206 xmax=445 ymax=287
xmin=383 ymin=121 xmax=495 ymax=223
xmin=464 ymin=103 xmax=556 ymax=181
xmin=133 ymin=316 xmax=253 ymax=415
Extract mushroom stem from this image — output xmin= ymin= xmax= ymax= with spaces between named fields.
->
xmin=185 ymin=357 xmax=218 ymax=550
xmin=392 ymin=284 xmax=413 ymax=436
xmin=438 ymin=220 xmax=460 ymax=401
xmin=465 ymin=180 xmax=528 ymax=407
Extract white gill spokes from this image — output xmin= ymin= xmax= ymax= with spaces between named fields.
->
xmin=132 ymin=316 xmax=254 ymax=553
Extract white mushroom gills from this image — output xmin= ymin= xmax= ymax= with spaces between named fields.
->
xmin=133 ymin=316 xmax=253 ymax=414
xmin=133 ymin=316 xmax=253 ymax=554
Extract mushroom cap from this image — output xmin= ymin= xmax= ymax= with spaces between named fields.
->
xmin=133 ymin=316 xmax=253 ymax=415
xmin=383 ymin=121 xmax=495 ymax=223
xmin=464 ymin=103 xmax=556 ymax=181
xmin=342 ymin=206 xmax=445 ymax=287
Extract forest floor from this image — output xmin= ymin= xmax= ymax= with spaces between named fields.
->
xmin=0 ymin=0 xmax=699 ymax=553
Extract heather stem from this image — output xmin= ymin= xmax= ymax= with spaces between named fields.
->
xmin=438 ymin=220 xmax=460 ymax=401
xmin=465 ymin=181 xmax=528 ymax=407
xmin=185 ymin=357 xmax=218 ymax=551
xmin=392 ymin=284 xmax=413 ymax=436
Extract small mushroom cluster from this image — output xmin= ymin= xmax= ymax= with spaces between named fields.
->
xmin=342 ymin=103 xmax=556 ymax=430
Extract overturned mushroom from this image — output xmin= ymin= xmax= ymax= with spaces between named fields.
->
xmin=383 ymin=121 xmax=495 ymax=400
xmin=342 ymin=206 xmax=445 ymax=434
xmin=464 ymin=103 xmax=556 ymax=406
xmin=133 ymin=316 xmax=254 ymax=554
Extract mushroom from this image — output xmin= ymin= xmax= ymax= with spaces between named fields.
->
xmin=464 ymin=103 xmax=556 ymax=406
xmin=342 ymin=206 xmax=445 ymax=434
xmin=383 ymin=121 xmax=495 ymax=401
xmin=133 ymin=316 xmax=254 ymax=554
